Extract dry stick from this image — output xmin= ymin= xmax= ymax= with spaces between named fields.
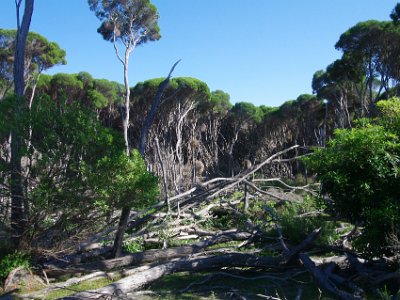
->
xmin=206 ymin=145 xmax=300 ymax=200
xmin=22 ymin=266 xmax=154 ymax=299
xmin=154 ymin=136 xmax=169 ymax=209
xmin=252 ymin=177 xmax=319 ymax=195
xmin=243 ymin=180 xmax=292 ymax=202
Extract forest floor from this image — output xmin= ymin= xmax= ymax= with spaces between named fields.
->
xmin=2 ymin=149 xmax=399 ymax=300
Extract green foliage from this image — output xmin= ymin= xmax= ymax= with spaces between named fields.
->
xmin=132 ymin=77 xmax=212 ymax=116
xmin=0 ymin=95 xmax=159 ymax=246
xmin=279 ymin=196 xmax=338 ymax=246
xmin=304 ymin=98 xmax=400 ymax=257
xmin=391 ymin=3 xmax=400 ymax=23
xmin=88 ymin=89 xmax=109 ymax=108
xmin=209 ymin=90 xmax=232 ymax=113
xmin=25 ymin=97 xmax=126 ymax=240
xmin=89 ymin=149 xmax=159 ymax=210
xmin=123 ymin=239 xmax=144 ymax=253
xmin=0 ymin=251 xmax=30 ymax=282
xmin=93 ymin=78 xmax=122 ymax=104
xmin=0 ymin=29 xmax=66 ymax=92
xmin=231 ymin=102 xmax=268 ymax=123
xmin=89 ymin=0 xmax=161 ymax=46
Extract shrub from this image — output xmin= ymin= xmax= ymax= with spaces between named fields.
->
xmin=0 ymin=251 xmax=30 ymax=282
xmin=304 ymin=97 xmax=400 ymax=257
xmin=123 ymin=239 xmax=144 ymax=253
xmin=279 ymin=196 xmax=338 ymax=246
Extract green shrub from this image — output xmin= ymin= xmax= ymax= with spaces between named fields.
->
xmin=279 ymin=196 xmax=338 ymax=247
xmin=123 ymin=239 xmax=144 ymax=253
xmin=0 ymin=251 xmax=31 ymax=282
xmin=304 ymin=97 xmax=400 ymax=257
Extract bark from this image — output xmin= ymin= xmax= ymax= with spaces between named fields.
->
xmin=155 ymin=137 xmax=169 ymax=206
xmin=122 ymin=47 xmax=131 ymax=155
xmin=299 ymin=253 xmax=364 ymax=300
xmin=45 ymin=231 xmax=252 ymax=276
xmin=111 ymin=206 xmax=130 ymax=258
xmin=138 ymin=60 xmax=181 ymax=155
xmin=11 ymin=0 xmax=34 ymax=240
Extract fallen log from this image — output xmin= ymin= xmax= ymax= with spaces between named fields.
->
xmin=299 ymin=253 xmax=364 ymax=300
xmin=61 ymin=253 xmax=284 ymax=299
xmin=44 ymin=231 xmax=252 ymax=277
xmin=61 ymin=228 xmax=321 ymax=299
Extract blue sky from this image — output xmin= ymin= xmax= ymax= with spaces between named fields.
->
xmin=0 ymin=1 xmax=396 ymax=107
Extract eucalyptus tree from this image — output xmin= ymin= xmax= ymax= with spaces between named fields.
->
xmin=11 ymin=0 xmax=34 ymax=242
xmin=312 ymin=58 xmax=359 ymax=126
xmin=390 ymin=3 xmax=400 ymax=24
xmin=88 ymin=0 xmax=161 ymax=257
xmin=0 ymin=30 xmax=15 ymax=99
xmin=335 ymin=20 xmax=400 ymax=113
xmin=88 ymin=0 xmax=161 ymax=154
xmin=0 ymin=29 xmax=66 ymax=103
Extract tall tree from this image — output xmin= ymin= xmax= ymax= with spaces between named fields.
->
xmin=335 ymin=20 xmax=400 ymax=113
xmin=390 ymin=3 xmax=400 ymax=24
xmin=11 ymin=0 xmax=34 ymax=241
xmin=88 ymin=0 xmax=161 ymax=258
xmin=0 ymin=29 xmax=66 ymax=103
xmin=88 ymin=0 xmax=161 ymax=154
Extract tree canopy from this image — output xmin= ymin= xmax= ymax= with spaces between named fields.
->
xmin=0 ymin=29 xmax=66 ymax=100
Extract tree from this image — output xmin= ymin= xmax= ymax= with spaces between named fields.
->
xmin=0 ymin=29 xmax=65 ymax=103
xmin=0 ymin=30 xmax=16 ymax=100
xmin=88 ymin=0 xmax=161 ymax=154
xmin=312 ymin=58 xmax=358 ymax=126
xmin=25 ymin=32 xmax=66 ymax=106
xmin=11 ymin=0 xmax=34 ymax=243
xmin=304 ymin=97 xmax=400 ymax=257
xmin=390 ymin=3 xmax=400 ymax=24
xmin=89 ymin=0 xmax=161 ymax=257
xmin=335 ymin=20 xmax=400 ymax=113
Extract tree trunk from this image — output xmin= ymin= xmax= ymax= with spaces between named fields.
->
xmin=11 ymin=0 xmax=34 ymax=241
xmin=123 ymin=50 xmax=130 ymax=155
xmin=112 ymin=45 xmax=131 ymax=258
xmin=138 ymin=60 xmax=180 ymax=155
xmin=111 ymin=206 xmax=130 ymax=258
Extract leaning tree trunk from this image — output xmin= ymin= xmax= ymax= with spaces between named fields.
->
xmin=11 ymin=0 xmax=34 ymax=242
xmin=111 ymin=61 xmax=180 ymax=258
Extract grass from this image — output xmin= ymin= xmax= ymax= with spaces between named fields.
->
xmin=39 ymin=277 xmax=115 ymax=300
xmin=148 ymin=270 xmax=338 ymax=300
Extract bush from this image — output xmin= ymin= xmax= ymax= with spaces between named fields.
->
xmin=279 ymin=196 xmax=338 ymax=247
xmin=304 ymin=98 xmax=400 ymax=257
xmin=0 ymin=251 xmax=30 ymax=282
xmin=123 ymin=239 xmax=144 ymax=253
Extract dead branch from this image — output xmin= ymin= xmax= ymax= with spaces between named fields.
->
xmin=299 ymin=253 xmax=364 ymax=300
xmin=206 ymin=145 xmax=300 ymax=200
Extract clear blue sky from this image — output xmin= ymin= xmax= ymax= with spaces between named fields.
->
xmin=0 ymin=1 xmax=396 ymax=107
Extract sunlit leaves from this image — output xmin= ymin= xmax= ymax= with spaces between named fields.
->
xmin=304 ymin=97 xmax=400 ymax=257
